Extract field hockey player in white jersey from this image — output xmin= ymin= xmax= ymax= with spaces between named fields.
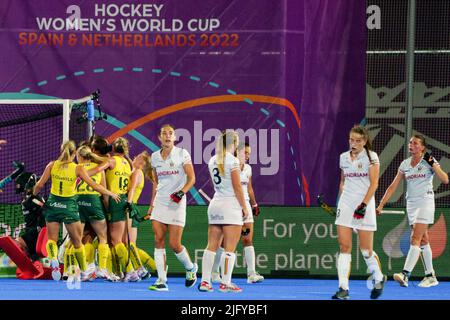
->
xmin=377 ymin=134 xmax=449 ymax=288
xmin=147 ymin=124 xmax=198 ymax=291
xmin=211 ymin=142 xmax=263 ymax=284
xmin=333 ymin=125 xmax=387 ymax=300
xmin=198 ymin=130 xmax=250 ymax=293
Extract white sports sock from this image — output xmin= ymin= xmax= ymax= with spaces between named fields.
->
xmin=362 ymin=250 xmax=384 ymax=282
xmin=420 ymin=244 xmax=434 ymax=275
xmin=154 ymin=248 xmax=167 ymax=283
xmin=200 ymin=250 xmax=216 ymax=284
xmin=244 ymin=246 xmax=256 ymax=276
xmin=337 ymin=253 xmax=351 ymax=290
xmin=403 ymin=245 xmax=421 ymax=274
xmin=212 ymin=247 xmax=224 ymax=274
xmin=221 ymin=252 xmax=237 ymax=285
xmin=175 ymin=246 xmax=194 ymax=271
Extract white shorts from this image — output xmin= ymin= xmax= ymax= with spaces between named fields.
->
xmin=243 ymin=201 xmax=254 ymax=224
xmin=335 ymin=196 xmax=377 ymax=231
xmin=406 ymin=197 xmax=435 ymax=225
xmin=208 ymin=197 xmax=244 ymax=226
xmin=151 ymin=197 xmax=186 ymax=227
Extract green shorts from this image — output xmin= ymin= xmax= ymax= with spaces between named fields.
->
xmin=77 ymin=195 xmax=106 ymax=223
xmin=44 ymin=194 xmax=80 ymax=225
xmin=131 ymin=217 xmax=139 ymax=228
xmin=130 ymin=203 xmax=140 ymax=228
xmin=106 ymin=195 xmax=129 ymax=223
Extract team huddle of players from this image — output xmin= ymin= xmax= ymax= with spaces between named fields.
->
xmin=30 ymin=125 xmax=263 ymax=292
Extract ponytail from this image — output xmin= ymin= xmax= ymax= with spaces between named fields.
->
xmin=58 ymin=140 xmax=76 ymax=163
xmin=112 ymin=137 xmax=133 ymax=168
xmin=77 ymin=145 xmax=108 ymax=164
xmin=216 ymin=130 xmax=239 ymax=176
xmin=137 ymin=151 xmax=154 ymax=182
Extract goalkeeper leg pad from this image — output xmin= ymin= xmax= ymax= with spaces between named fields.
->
xmin=0 ymin=236 xmax=44 ymax=279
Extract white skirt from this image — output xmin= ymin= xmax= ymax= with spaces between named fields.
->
xmin=151 ymin=197 xmax=187 ymax=227
xmin=243 ymin=201 xmax=254 ymax=224
xmin=208 ymin=197 xmax=244 ymax=226
xmin=406 ymin=197 xmax=435 ymax=225
xmin=335 ymin=195 xmax=377 ymax=231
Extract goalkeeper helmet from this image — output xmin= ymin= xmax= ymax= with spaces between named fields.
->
xmin=14 ymin=172 xmax=33 ymax=194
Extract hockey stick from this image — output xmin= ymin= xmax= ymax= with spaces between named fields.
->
xmin=0 ymin=161 xmax=25 ymax=190
xmin=124 ymin=205 xmax=132 ymax=273
xmin=380 ymin=210 xmax=405 ymax=215
xmin=317 ymin=194 xmax=359 ymax=234
xmin=317 ymin=194 xmax=336 ymax=217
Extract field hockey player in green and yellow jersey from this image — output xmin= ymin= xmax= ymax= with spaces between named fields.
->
xmin=32 ymin=140 xmax=120 ymax=282
xmin=124 ymin=151 xmax=156 ymax=280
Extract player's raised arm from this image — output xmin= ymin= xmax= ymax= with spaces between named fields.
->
xmin=76 ymin=165 xmax=120 ymax=202
xmin=423 ymin=152 xmax=449 ymax=184
xmin=33 ymin=161 xmax=54 ymax=195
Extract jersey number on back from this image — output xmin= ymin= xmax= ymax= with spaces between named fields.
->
xmin=119 ymin=177 xmax=129 ymax=192
xmin=77 ymin=180 xmax=94 ymax=193
xmin=212 ymin=168 xmax=222 ymax=185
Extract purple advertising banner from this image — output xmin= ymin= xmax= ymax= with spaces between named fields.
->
xmin=0 ymin=0 xmax=366 ymax=206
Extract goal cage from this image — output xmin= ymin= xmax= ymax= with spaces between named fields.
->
xmin=0 ymin=93 xmax=100 ymax=275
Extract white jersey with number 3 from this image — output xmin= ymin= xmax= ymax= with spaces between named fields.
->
xmin=208 ymin=153 xmax=240 ymax=199
xmin=207 ymin=152 xmax=243 ymax=225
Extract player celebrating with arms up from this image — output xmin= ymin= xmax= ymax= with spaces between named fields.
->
xmin=377 ymin=134 xmax=449 ymax=287
xmin=333 ymin=125 xmax=386 ymax=300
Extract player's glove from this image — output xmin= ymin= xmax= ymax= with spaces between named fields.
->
xmin=170 ymin=190 xmax=185 ymax=203
xmin=353 ymin=202 xmax=367 ymax=220
xmin=252 ymin=204 xmax=260 ymax=217
xmin=125 ymin=201 xmax=133 ymax=213
xmin=423 ymin=152 xmax=436 ymax=167
xmin=21 ymin=194 xmax=45 ymax=215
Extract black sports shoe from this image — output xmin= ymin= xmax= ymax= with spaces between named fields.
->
xmin=185 ymin=263 xmax=198 ymax=288
xmin=332 ymin=287 xmax=350 ymax=300
xmin=149 ymin=279 xmax=169 ymax=291
xmin=370 ymin=274 xmax=387 ymax=299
